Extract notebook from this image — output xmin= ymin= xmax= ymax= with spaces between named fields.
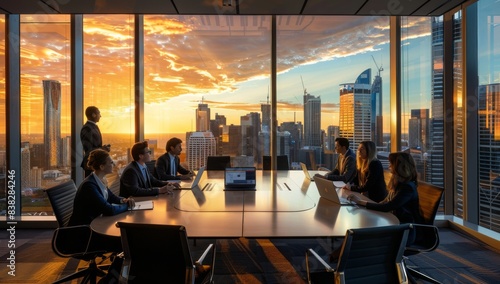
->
xmin=130 ymin=200 xmax=154 ymax=210
xmin=300 ymin=162 xmax=315 ymax=181
xmin=169 ymin=166 xmax=205 ymax=189
xmin=314 ymin=176 xmax=353 ymax=205
xmin=224 ymin=167 xmax=257 ymax=191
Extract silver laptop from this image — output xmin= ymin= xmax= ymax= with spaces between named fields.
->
xmin=172 ymin=166 xmax=205 ymax=189
xmin=300 ymin=162 xmax=314 ymax=181
xmin=314 ymin=176 xmax=353 ymax=205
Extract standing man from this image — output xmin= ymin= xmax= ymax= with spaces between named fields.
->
xmin=155 ymin=137 xmax=194 ymax=180
xmin=315 ymin=137 xmax=357 ymax=183
xmin=120 ymin=141 xmax=179 ymax=197
xmin=80 ymin=106 xmax=110 ymax=177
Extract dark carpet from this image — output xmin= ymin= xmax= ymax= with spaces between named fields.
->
xmin=1 ymin=227 xmax=499 ymax=283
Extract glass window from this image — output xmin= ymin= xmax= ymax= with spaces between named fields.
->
xmin=401 ymin=17 xmax=443 ymax=186
xmin=477 ymin=0 xmax=500 ymax=232
xmin=83 ymin=15 xmax=135 ymax=188
xmin=143 ymin=15 xmax=271 ymax=170
xmin=277 ymin=16 xmax=390 ymax=171
xmin=19 ymin=15 xmax=71 ymax=216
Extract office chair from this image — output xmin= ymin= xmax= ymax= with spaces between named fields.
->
xmin=262 ymin=155 xmax=289 ymax=170
xmin=117 ymin=222 xmax=216 ymax=284
xmin=305 ymin=224 xmax=411 ymax=284
xmin=206 ymin=155 xmax=230 ymax=170
xmin=45 ymin=180 xmax=110 ymax=284
xmin=404 ymin=182 xmax=444 ymax=284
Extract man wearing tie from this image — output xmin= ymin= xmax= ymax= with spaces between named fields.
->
xmin=315 ymin=137 xmax=357 ymax=183
xmin=154 ymin=137 xmax=194 ymax=180
xmin=120 ymin=141 xmax=179 ymax=197
xmin=80 ymin=106 xmax=110 ymax=177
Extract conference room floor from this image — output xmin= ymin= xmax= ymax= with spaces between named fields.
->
xmin=1 ymin=226 xmax=499 ymax=283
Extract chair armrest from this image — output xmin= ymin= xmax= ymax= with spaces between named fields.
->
xmin=195 ymin=243 xmax=216 ymax=283
xmin=196 ymin=243 xmax=214 ymax=265
xmin=306 ymin=248 xmax=334 ymax=271
xmin=52 ymin=225 xmax=106 ymax=258
xmin=406 ymin=224 xmax=440 ymax=254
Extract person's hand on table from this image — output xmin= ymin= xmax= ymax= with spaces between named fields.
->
xmin=168 ymin=181 xmax=181 ymax=189
xmin=180 ymin=171 xmax=194 ymax=180
xmin=342 ymin=182 xmax=353 ymax=190
xmin=122 ymin=197 xmax=135 ymax=209
xmin=347 ymin=194 xmax=366 ymax=206
xmin=314 ymin=173 xmax=327 ymax=178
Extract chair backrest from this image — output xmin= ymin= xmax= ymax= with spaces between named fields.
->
xmin=336 ymin=224 xmax=411 ymax=284
xmin=117 ymin=222 xmax=195 ymax=283
xmin=417 ymin=181 xmax=444 ymax=225
xmin=206 ymin=155 xmax=231 ymax=170
xmin=44 ymin=180 xmax=78 ymax=228
xmin=262 ymin=155 xmax=289 ymax=170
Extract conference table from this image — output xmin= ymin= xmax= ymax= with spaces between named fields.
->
xmin=91 ymin=170 xmax=398 ymax=238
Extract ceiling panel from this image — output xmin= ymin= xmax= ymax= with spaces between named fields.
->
xmin=0 ymin=0 xmax=468 ymax=16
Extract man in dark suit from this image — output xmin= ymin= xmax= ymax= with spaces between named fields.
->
xmin=315 ymin=137 xmax=357 ymax=183
xmin=154 ymin=137 xmax=194 ymax=180
xmin=80 ymin=106 xmax=110 ymax=177
xmin=120 ymin=141 xmax=179 ymax=197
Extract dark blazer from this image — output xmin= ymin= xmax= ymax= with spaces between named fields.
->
xmin=120 ymin=161 xmax=165 ymax=197
xmin=80 ymin=121 xmax=103 ymax=169
xmin=68 ymin=174 xmax=128 ymax=226
xmin=351 ymin=159 xmax=388 ymax=202
xmin=366 ymin=181 xmax=424 ymax=225
xmin=154 ymin=152 xmax=190 ymax=180
xmin=326 ymin=148 xmax=357 ymax=183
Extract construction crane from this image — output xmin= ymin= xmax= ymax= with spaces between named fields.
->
xmin=301 ymin=75 xmax=308 ymax=96
xmin=371 ymin=55 xmax=384 ymax=77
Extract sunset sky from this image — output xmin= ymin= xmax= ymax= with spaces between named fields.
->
xmin=15 ymin=15 xmax=432 ymax=135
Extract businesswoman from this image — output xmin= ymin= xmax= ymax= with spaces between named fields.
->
xmin=347 ymin=152 xmax=424 ymax=244
xmin=69 ymin=149 xmax=135 ymax=252
xmin=344 ymin=140 xmax=387 ymax=202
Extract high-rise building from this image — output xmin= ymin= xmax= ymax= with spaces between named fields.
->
xmin=186 ymin=131 xmax=216 ymax=170
xmin=261 ymin=100 xmax=271 ymax=133
xmin=280 ymin=121 xmax=303 ymax=164
xmin=326 ymin=125 xmax=339 ymax=152
xmin=339 ymin=69 xmax=372 ymax=151
xmin=196 ymin=101 xmax=210 ymax=132
xmin=371 ymin=68 xmax=383 ymax=146
xmin=21 ymin=142 xmax=30 ymax=190
xmin=241 ymin=112 xmax=260 ymax=159
xmin=43 ymin=80 xmax=61 ymax=170
xmin=409 ymin=109 xmax=430 ymax=151
xmin=219 ymin=124 xmax=241 ymax=156
xmin=303 ymin=93 xmax=321 ymax=147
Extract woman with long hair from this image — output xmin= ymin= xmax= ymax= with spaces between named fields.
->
xmin=344 ymin=140 xmax=387 ymax=202
xmin=347 ymin=152 xmax=424 ymax=243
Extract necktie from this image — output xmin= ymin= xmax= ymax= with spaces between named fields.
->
xmin=142 ymin=167 xmax=150 ymax=186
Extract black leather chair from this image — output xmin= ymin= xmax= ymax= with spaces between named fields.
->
xmin=206 ymin=155 xmax=230 ymax=171
xmin=262 ymin=155 xmax=289 ymax=170
xmin=45 ymin=180 xmax=110 ymax=284
xmin=404 ymin=182 xmax=444 ymax=284
xmin=305 ymin=224 xmax=411 ymax=284
xmin=117 ymin=222 xmax=215 ymax=284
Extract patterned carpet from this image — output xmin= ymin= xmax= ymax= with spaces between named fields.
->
xmin=1 ymin=227 xmax=499 ymax=283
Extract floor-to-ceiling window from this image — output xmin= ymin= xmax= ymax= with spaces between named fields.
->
xmin=276 ymin=16 xmax=390 ymax=171
xmin=477 ymin=0 xmax=500 ymax=232
xmin=83 ymin=15 xmax=135 ymax=191
xmin=143 ymin=15 xmax=271 ymax=170
xmin=19 ymin=15 xmax=71 ymax=216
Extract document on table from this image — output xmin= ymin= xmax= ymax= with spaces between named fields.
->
xmin=333 ymin=181 xmax=346 ymax=188
xmin=130 ymin=200 xmax=154 ymax=210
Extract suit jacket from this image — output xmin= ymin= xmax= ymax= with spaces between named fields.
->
xmin=326 ymin=148 xmax=357 ymax=183
xmin=154 ymin=152 xmax=190 ymax=180
xmin=350 ymin=159 xmax=388 ymax=202
xmin=68 ymin=174 xmax=128 ymax=226
xmin=120 ymin=161 xmax=165 ymax=197
xmin=80 ymin=121 xmax=103 ymax=169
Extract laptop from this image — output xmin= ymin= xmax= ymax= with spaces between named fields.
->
xmin=314 ymin=176 xmax=353 ymax=205
xmin=169 ymin=166 xmax=205 ymax=189
xmin=300 ymin=162 xmax=315 ymax=181
xmin=224 ymin=167 xmax=257 ymax=191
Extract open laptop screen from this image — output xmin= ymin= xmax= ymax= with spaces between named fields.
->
xmin=224 ymin=167 xmax=256 ymax=190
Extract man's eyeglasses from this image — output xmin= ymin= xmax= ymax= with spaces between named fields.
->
xmin=143 ymin=150 xmax=151 ymax=155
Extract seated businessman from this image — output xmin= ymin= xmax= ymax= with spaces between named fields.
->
xmin=120 ymin=141 xmax=179 ymax=197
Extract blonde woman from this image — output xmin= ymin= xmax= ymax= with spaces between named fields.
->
xmin=344 ymin=141 xmax=387 ymax=202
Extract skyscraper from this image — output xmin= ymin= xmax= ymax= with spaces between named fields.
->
xmin=186 ymin=131 xmax=216 ymax=170
xmin=371 ymin=67 xmax=383 ymax=146
xmin=409 ymin=109 xmax=430 ymax=151
xmin=339 ymin=69 xmax=372 ymax=150
xmin=303 ymin=93 xmax=321 ymax=147
xmin=43 ymin=80 xmax=61 ymax=170
xmin=241 ymin=112 xmax=260 ymax=158
xmin=196 ymin=100 xmax=210 ymax=132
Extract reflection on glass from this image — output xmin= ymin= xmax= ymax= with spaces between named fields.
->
xmin=0 ymin=16 xmax=5 ymax=215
